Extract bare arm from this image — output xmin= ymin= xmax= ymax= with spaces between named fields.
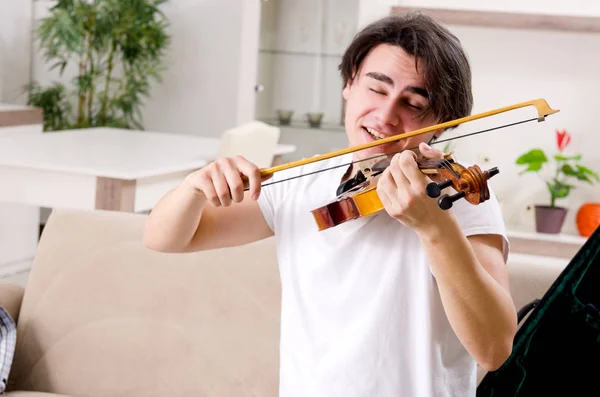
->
xmin=377 ymin=143 xmax=517 ymax=372
xmin=143 ymin=156 xmax=273 ymax=253
xmin=417 ymin=219 xmax=517 ymax=372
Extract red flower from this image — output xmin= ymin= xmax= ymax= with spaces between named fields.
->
xmin=556 ymin=129 xmax=571 ymax=152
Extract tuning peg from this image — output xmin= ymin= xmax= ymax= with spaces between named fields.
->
xmin=485 ymin=167 xmax=499 ymax=178
xmin=426 ymin=179 xmax=453 ymax=198
xmin=438 ymin=191 xmax=466 ymax=210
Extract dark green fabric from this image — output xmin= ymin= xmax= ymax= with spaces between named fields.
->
xmin=477 ymin=225 xmax=600 ymax=396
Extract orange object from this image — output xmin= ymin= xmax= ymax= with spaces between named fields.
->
xmin=576 ymin=203 xmax=600 ymax=237
xmin=310 ymin=155 xmax=498 ymax=231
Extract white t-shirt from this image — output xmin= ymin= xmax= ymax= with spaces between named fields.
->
xmin=257 ymin=152 xmax=508 ymax=397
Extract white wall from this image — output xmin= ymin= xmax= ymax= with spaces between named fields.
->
xmin=0 ymin=1 xmax=40 ymax=273
xmin=357 ymin=1 xmax=600 ymax=235
xmin=0 ymin=0 xmax=33 ymax=103
xmin=141 ymin=0 xmax=259 ymax=137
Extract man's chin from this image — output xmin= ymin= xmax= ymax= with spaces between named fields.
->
xmin=353 ymin=148 xmax=391 ymax=162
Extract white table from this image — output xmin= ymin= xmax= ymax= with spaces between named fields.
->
xmin=0 ymin=127 xmax=296 ymax=212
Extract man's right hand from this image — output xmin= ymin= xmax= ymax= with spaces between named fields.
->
xmin=183 ymin=155 xmax=265 ymax=207
xmin=144 ymin=155 xmax=275 ymax=253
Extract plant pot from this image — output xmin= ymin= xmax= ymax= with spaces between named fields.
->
xmin=276 ymin=109 xmax=293 ymax=125
xmin=535 ymin=205 xmax=567 ymax=234
xmin=306 ymin=112 xmax=324 ymax=128
xmin=576 ymin=202 xmax=600 ymax=237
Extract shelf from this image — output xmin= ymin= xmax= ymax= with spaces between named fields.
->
xmin=260 ymin=118 xmax=345 ymax=132
xmin=507 ymin=230 xmax=588 ymax=245
xmin=391 ymin=6 xmax=600 ymax=33
xmin=506 ymin=229 xmax=588 ymax=259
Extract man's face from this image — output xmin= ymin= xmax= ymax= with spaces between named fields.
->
xmin=342 ymin=43 xmax=441 ymax=163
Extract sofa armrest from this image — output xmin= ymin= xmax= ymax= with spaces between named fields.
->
xmin=0 ymin=280 xmax=24 ymax=323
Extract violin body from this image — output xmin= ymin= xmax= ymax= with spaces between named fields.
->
xmin=311 ymin=175 xmax=382 ymax=231
xmin=311 ymin=155 xmax=499 ymax=231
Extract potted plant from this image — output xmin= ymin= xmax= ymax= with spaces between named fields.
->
xmin=515 ymin=129 xmax=599 ymax=233
xmin=24 ymin=0 xmax=170 ymax=131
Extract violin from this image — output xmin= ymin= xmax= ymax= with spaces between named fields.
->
xmin=310 ymin=153 xmax=499 ymax=231
xmin=247 ymin=98 xmax=559 ymax=231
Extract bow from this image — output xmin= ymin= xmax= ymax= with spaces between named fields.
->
xmin=258 ymin=98 xmax=559 ymax=182
xmin=245 ymin=98 xmax=560 ymax=230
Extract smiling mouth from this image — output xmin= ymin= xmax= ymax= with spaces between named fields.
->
xmin=363 ymin=126 xmax=388 ymax=140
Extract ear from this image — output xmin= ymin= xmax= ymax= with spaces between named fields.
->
xmin=433 ymin=128 xmax=445 ymax=138
xmin=342 ymin=69 xmax=359 ymax=101
xmin=342 ymin=81 xmax=351 ymax=100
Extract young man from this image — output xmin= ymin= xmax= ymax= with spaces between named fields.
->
xmin=144 ymin=12 xmax=517 ymax=397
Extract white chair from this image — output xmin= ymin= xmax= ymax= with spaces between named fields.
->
xmin=217 ymin=120 xmax=281 ymax=168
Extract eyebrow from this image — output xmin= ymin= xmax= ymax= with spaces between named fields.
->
xmin=365 ymin=72 xmax=394 ymax=86
xmin=407 ymin=86 xmax=429 ymax=99
xmin=365 ymin=72 xmax=429 ymax=99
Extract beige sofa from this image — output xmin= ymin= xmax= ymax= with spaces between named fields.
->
xmin=0 ymin=208 xmax=569 ymax=396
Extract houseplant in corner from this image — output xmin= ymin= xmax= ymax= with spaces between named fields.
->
xmin=24 ymin=0 xmax=170 ymax=131
xmin=515 ymin=129 xmax=599 ymax=233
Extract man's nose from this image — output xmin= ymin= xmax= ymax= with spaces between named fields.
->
xmin=377 ymin=101 xmax=400 ymax=127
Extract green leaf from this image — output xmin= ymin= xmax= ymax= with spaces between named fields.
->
xmin=516 ymin=149 xmax=548 ymax=165
xmin=576 ymin=165 xmax=600 ymax=181
xmin=556 ymin=180 xmax=576 ymax=189
xmin=561 ymin=164 xmax=578 ymax=176
xmin=518 ymin=162 xmax=544 ymax=174
xmin=554 ymin=154 xmax=581 ymax=161
xmin=547 ymin=181 xmax=572 ymax=199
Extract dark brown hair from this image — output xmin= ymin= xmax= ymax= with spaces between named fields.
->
xmin=339 ymin=12 xmax=473 ymax=127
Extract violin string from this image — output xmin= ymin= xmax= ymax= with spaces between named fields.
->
xmin=435 ymin=158 xmax=456 ymax=180
xmin=438 ymin=158 xmax=456 ymax=178
xmin=254 ymin=116 xmax=540 ymax=189
xmin=441 ymin=157 xmax=459 ymax=178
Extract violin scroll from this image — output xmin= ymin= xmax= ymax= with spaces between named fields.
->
xmin=425 ymin=164 xmax=499 ymax=210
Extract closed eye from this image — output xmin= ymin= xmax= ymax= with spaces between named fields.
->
xmin=405 ymin=100 xmax=422 ymax=110
xmin=369 ymin=88 xmax=385 ymax=95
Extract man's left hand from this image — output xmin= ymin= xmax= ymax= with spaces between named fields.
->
xmin=377 ymin=141 xmax=451 ymax=232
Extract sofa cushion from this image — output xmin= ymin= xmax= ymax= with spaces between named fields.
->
xmin=506 ymin=253 xmax=568 ymax=313
xmin=7 ymin=209 xmax=281 ymax=397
